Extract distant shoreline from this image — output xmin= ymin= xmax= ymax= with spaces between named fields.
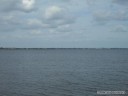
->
xmin=0 ymin=48 xmax=128 ymax=50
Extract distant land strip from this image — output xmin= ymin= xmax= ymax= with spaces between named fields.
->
xmin=0 ymin=47 xmax=128 ymax=50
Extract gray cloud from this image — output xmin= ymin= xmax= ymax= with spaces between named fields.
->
xmin=112 ymin=25 xmax=128 ymax=33
xmin=0 ymin=14 xmax=23 ymax=32
xmin=12 ymin=5 xmax=76 ymax=33
xmin=93 ymin=10 xmax=128 ymax=21
xmin=0 ymin=4 xmax=76 ymax=33
xmin=0 ymin=0 xmax=77 ymax=34
xmin=0 ymin=0 xmax=36 ymax=13
xmin=113 ymin=0 xmax=128 ymax=5
xmin=88 ymin=0 xmax=128 ymax=22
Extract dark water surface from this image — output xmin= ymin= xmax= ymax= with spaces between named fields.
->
xmin=0 ymin=49 xmax=128 ymax=96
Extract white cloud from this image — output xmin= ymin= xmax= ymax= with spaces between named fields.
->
xmin=42 ymin=5 xmax=75 ymax=29
xmin=44 ymin=6 xmax=62 ymax=20
xmin=20 ymin=0 xmax=35 ymax=12
xmin=30 ymin=30 xmax=42 ymax=35
xmin=27 ymin=19 xmax=43 ymax=27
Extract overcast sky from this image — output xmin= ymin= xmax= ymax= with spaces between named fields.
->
xmin=0 ymin=0 xmax=128 ymax=48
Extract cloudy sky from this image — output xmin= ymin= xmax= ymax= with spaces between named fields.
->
xmin=0 ymin=0 xmax=128 ymax=48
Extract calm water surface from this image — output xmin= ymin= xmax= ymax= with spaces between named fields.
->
xmin=0 ymin=49 xmax=128 ymax=96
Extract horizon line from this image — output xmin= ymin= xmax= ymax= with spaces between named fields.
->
xmin=0 ymin=47 xmax=128 ymax=49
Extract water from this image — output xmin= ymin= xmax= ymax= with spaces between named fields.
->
xmin=0 ymin=49 xmax=128 ymax=96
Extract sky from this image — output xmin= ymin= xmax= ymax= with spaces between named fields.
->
xmin=0 ymin=0 xmax=128 ymax=48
